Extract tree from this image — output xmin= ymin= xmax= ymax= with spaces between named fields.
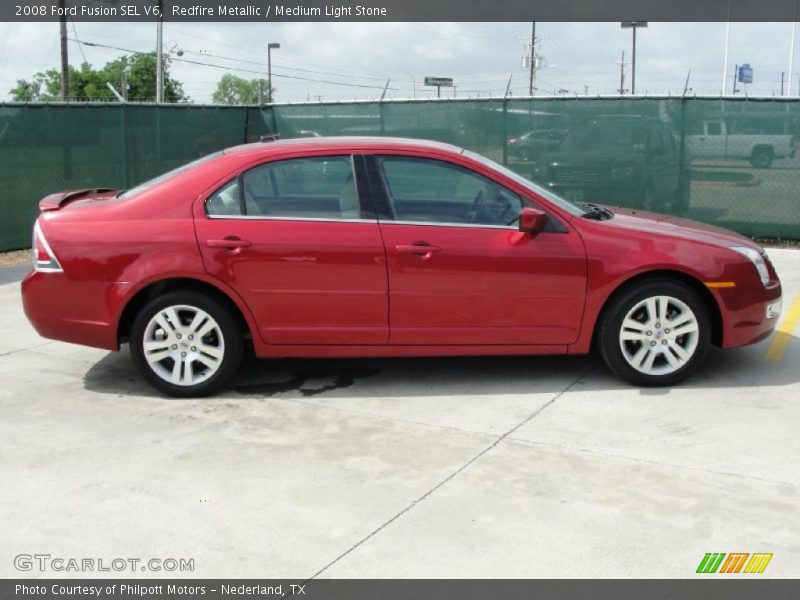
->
xmin=8 ymin=52 xmax=188 ymax=102
xmin=212 ymin=73 xmax=270 ymax=105
xmin=104 ymin=52 xmax=188 ymax=103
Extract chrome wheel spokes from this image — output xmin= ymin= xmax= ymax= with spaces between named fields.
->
xmin=619 ymin=295 xmax=699 ymax=376
xmin=143 ymin=305 xmax=225 ymax=387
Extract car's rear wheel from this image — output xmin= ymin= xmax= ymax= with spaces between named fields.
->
xmin=599 ymin=279 xmax=711 ymax=386
xmin=130 ymin=291 xmax=243 ymax=397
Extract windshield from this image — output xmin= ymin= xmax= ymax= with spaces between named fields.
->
xmin=462 ymin=149 xmax=585 ymax=216
xmin=118 ymin=151 xmax=224 ymax=199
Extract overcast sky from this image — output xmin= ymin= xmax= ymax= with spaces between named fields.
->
xmin=0 ymin=21 xmax=798 ymax=102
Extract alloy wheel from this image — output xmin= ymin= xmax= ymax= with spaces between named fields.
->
xmin=618 ymin=295 xmax=700 ymax=376
xmin=142 ymin=304 xmax=225 ymax=386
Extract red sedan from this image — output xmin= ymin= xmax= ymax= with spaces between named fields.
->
xmin=22 ymin=137 xmax=782 ymax=396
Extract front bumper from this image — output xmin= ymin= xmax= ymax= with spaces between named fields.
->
xmin=714 ymin=281 xmax=783 ymax=348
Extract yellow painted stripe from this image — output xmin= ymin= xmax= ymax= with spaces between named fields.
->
xmin=765 ymin=293 xmax=800 ymax=361
xmin=704 ymin=281 xmax=737 ymax=289
xmin=756 ymin=554 xmax=773 ymax=573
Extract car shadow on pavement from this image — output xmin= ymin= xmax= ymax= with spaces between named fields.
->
xmin=82 ymin=335 xmax=800 ymax=400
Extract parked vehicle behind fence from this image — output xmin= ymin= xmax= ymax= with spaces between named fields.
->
xmin=531 ymin=115 xmax=686 ymax=213
xmin=686 ymin=119 xmax=795 ymax=168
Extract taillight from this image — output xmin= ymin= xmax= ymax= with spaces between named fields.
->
xmin=32 ymin=221 xmax=62 ymax=273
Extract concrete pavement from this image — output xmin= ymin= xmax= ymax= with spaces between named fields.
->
xmin=1 ymin=249 xmax=799 ymax=579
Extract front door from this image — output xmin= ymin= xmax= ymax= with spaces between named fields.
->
xmin=367 ymin=154 xmax=586 ymax=346
xmin=195 ymin=154 xmax=388 ymax=345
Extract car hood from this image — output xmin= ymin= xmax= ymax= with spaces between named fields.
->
xmin=598 ymin=205 xmax=758 ymax=250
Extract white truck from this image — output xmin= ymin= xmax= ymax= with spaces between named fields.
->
xmin=686 ymin=119 xmax=796 ymax=168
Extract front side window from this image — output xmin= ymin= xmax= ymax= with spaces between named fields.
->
xmin=377 ymin=156 xmax=524 ymax=227
xmin=206 ymin=155 xmax=361 ymax=219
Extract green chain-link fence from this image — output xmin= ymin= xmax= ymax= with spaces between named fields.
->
xmin=2 ymin=97 xmax=800 ymax=252
xmin=0 ymin=103 xmax=270 ymax=251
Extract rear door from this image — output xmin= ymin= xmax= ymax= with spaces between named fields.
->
xmin=195 ymin=154 xmax=388 ymax=345
xmin=364 ymin=153 xmax=586 ymax=346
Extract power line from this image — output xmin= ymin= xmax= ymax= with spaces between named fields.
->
xmin=70 ymin=20 xmax=89 ymax=64
xmin=69 ymin=38 xmax=406 ymax=91
xmin=179 ymin=48 xmax=389 ymax=82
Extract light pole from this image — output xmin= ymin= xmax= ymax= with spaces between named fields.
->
xmin=267 ymin=43 xmax=280 ymax=104
xmin=156 ymin=1 xmax=163 ymax=102
xmin=621 ymin=21 xmax=647 ymax=94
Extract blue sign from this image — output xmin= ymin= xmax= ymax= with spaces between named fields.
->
xmin=738 ymin=64 xmax=754 ymax=84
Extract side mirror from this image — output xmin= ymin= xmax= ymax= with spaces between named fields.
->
xmin=519 ymin=207 xmax=548 ymax=234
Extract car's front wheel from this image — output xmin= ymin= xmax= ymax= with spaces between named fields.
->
xmin=599 ymin=280 xmax=711 ymax=386
xmin=130 ymin=290 xmax=243 ymax=397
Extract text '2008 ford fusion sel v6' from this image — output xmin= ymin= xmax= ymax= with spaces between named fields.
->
xmin=21 ymin=137 xmax=781 ymax=396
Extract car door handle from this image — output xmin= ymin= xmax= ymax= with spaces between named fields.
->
xmin=206 ymin=238 xmax=252 ymax=250
xmin=395 ymin=243 xmax=441 ymax=258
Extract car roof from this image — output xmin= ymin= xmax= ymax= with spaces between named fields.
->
xmin=223 ymin=136 xmax=465 ymax=158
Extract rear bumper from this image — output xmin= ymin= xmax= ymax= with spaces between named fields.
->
xmin=21 ymin=270 xmax=120 ymax=351
xmin=714 ymin=281 xmax=782 ymax=348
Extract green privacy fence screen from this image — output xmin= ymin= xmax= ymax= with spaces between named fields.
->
xmin=2 ymin=96 xmax=800 ymax=251
xmin=0 ymin=103 xmax=270 ymax=251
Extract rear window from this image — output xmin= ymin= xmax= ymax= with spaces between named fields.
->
xmin=118 ymin=152 xmax=223 ymax=200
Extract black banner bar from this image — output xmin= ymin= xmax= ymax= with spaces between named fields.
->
xmin=5 ymin=0 xmax=800 ymax=22
xmin=3 ymin=580 xmax=800 ymax=600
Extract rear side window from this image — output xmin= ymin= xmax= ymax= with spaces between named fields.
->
xmin=206 ymin=180 xmax=241 ymax=216
xmin=206 ymin=155 xmax=361 ymax=220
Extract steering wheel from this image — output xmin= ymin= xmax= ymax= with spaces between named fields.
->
xmin=467 ymin=188 xmax=487 ymax=223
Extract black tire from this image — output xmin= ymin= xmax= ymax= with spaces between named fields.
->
xmin=129 ymin=290 xmax=243 ymax=397
xmin=750 ymin=147 xmax=774 ymax=169
xmin=598 ymin=279 xmax=711 ymax=387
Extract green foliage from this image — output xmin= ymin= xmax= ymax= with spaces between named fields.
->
xmin=9 ymin=53 xmax=188 ymax=103
xmin=212 ymin=73 xmax=270 ymax=105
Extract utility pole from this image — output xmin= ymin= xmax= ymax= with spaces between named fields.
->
xmin=58 ymin=0 xmax=69 ymax=100
xmin=617 ymin=50 xmax=627 ymax=94
xmin=155 ymin=0 xmax=163 ymax=102
xmin=732 ymin=63 xmax=738 ymax=95
xmin=268 ymin=42 xmax=280 ymax=103
xmin=528 ymin=21 xmax=536 ymax=96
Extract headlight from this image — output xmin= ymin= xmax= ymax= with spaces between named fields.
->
xmin=730 ymin=246 xmax=771 ymax=287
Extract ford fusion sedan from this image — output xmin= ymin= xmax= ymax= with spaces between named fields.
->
xmin=22 ymin=137 xmax=782 ymax=396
